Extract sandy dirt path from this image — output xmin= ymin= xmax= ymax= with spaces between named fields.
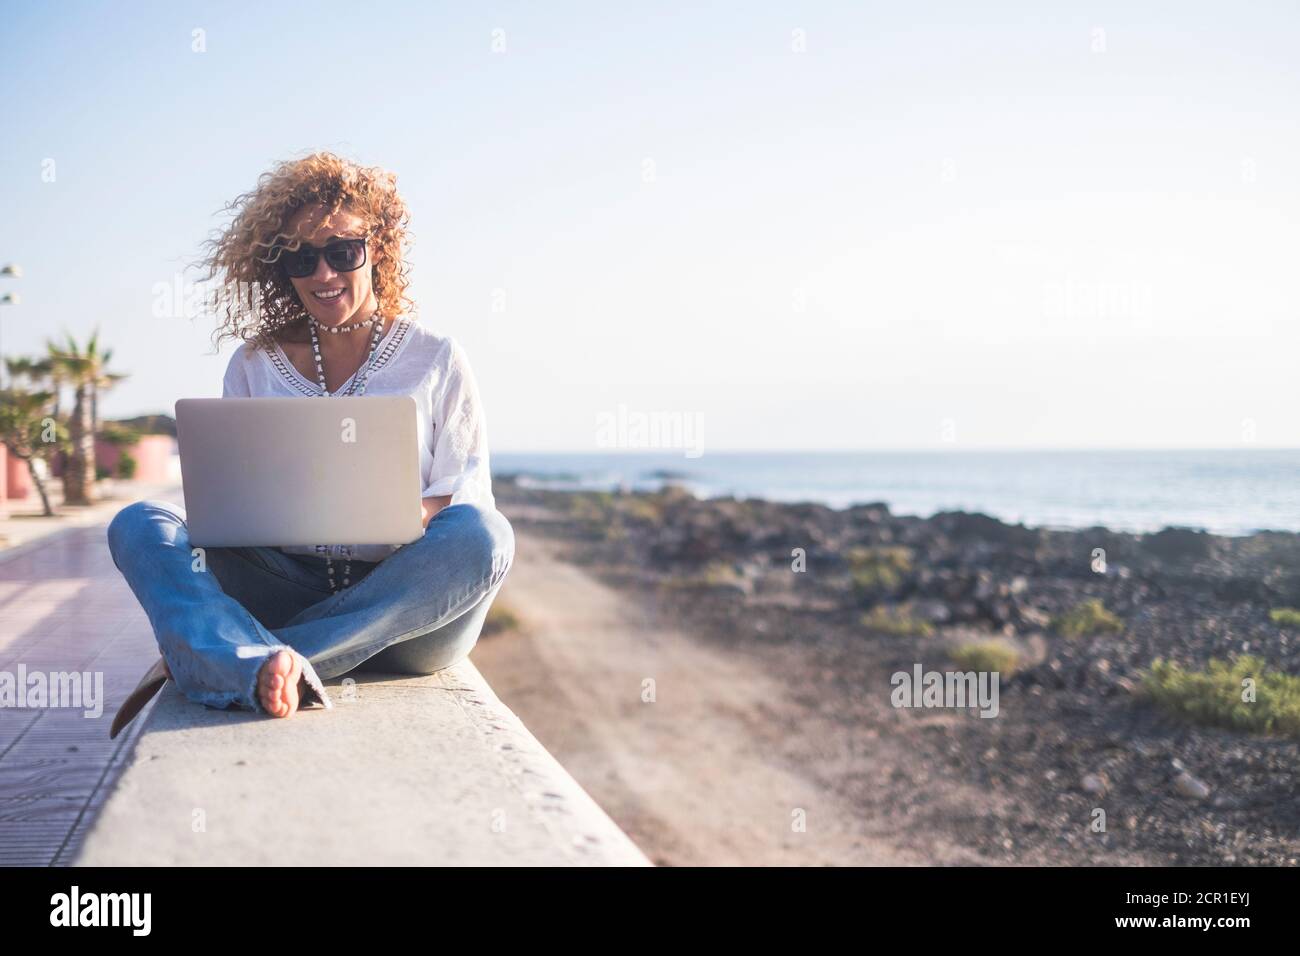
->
xmin=471 ymin=528 xmax=927 ymax=866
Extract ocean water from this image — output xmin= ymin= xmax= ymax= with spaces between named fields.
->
xmin=492 ymin=449 xmax=1300 ymax=536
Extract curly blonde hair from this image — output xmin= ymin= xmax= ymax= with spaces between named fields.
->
xmin=200 ymin=152 xmax=413 ymax=350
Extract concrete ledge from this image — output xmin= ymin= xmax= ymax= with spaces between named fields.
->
xmin=76 ymin=660 xmax=651 ymax=866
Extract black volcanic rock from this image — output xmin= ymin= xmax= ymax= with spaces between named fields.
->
xmin=1141 ymin=526 xmax=1218 ymax=562
xmin=931 ymin=510 xmax=1041 ymax=549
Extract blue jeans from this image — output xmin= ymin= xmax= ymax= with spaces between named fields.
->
xmin=106 ymin=499 xmax=515 ymax=714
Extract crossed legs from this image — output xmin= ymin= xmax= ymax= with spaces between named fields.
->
xmin=106 ymin=499 xmax=515 ymax=716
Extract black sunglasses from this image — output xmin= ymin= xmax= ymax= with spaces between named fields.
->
xmin=276 ymin=236 xmax=368 ymax=278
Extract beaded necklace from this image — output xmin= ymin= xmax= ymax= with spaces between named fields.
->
xmin=307 ymin=310 xmax=385 ymax=592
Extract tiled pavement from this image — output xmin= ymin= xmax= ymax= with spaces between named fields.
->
xmin=0 ymin=507 xmax=170 ymax=865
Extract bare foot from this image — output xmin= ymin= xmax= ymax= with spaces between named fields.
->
xmin=257 ymin=649 xmax=305 ymax=718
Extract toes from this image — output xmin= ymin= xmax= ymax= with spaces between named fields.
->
xmin=256 ymin=650 xmax=308 ymax=719
xmin=282 ymin=658 xmax=303 ymax=716
xmin=258 ymin=651 xmax=296 ymax=717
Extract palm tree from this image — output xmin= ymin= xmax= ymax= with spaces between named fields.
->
xmin=47 ymin=359 xmax=64 ymax=420
xmin=5 ymin=356 xmax=60 ymax=490
xmin=80 ymin=332 xmax=127 ymax=438
xmin=0 ymin=383 xmax=62 ymax=517
xmin=5 ymin=356 xmax=50 ymax=387
xmin=46 ymin=333 xmax=99 ymax=505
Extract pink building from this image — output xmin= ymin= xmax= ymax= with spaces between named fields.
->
xmin=94 ymin=434 xmax=177 ymax=483
xmin=7 ymin=451 xmax=30 ymax=498
xmin=4 ymin=435 xmax=177 ymax=499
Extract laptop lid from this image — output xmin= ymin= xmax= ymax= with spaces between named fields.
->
xmin=175 ymin=396 xmax=424 ymax=548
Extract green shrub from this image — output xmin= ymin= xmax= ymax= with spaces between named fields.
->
xmin=1051 ymin=598 xmax=1123 ymax=638
xmin=1269 ymin=607 xmax=1300 ymax=629
xmin=662 ymin=561 xmax=746 ymax=592
xmin=861 ymin=605 xmax=933 ymax=638
xmin=568 ymin=492 xmax=609 ymax=518
xmin=567 ymin=492 xmax=615 ymax=536
xmin=97 ymin=421 xmax=142 ymax=447
xmin=847 ymin=546 xmax=913 ymax=594
xmin=616 ymin=495 xmax=663 ymax=524
xmin=950 ymin=640 xmax=1021 ymax=675
xmin=117 ymin=451 xmax=137 ymax=479
xmin=1142 ymin=655 xmax=1300 ymax=739
xmin=482 ymin=602 xmax=520 ymax=637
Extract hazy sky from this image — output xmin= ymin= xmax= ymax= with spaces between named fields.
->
xmin=2 ymin=1 xmax=1297 ymax=452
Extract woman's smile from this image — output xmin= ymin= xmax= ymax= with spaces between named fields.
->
xmin=280 ymin=203 xmax=379 ymax=327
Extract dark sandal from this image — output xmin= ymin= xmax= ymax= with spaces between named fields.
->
xmin=109 ymin=655 xmax=171 ymax=740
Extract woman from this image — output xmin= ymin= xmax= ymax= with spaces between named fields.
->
xmin=106 ymin=152 xmax=514 ymax=736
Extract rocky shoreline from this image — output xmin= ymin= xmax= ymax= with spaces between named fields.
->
xmin=494 ymin=475 xmax=1300 ymax=865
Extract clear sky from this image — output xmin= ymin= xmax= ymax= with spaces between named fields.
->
xmin=1 ymin=1 xmax=1297 ymax=451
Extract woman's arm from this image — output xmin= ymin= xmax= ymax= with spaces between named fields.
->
xmin=421 ymin=494 xmax=452 ymax=527
xmin=422 ymin=338 xmax=492 ymax=509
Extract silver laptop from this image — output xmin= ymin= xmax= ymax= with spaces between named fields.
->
xmin=175 ymin=396 xmax=424 ymax=547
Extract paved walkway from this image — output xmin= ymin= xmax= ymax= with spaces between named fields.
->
xmin=0 ymin=480 xmax=182 ymax=558
xmin=0 ymin=499 xmax=172 ymax=865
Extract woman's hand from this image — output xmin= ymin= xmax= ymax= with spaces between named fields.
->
xmin=421 ymin=494 xmax=453 ymax=528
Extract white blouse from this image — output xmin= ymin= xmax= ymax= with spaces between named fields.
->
xmin=220 ymin=317 xmax=495 ymax=562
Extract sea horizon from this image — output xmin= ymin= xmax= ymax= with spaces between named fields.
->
xmin=492 ymin=448 xmax=1300 ymax=537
